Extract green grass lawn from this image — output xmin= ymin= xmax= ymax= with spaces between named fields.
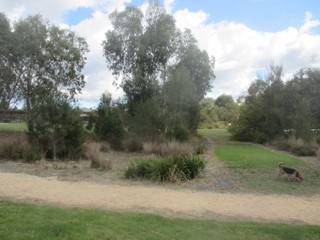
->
xmin=197 ymin=129 xmax=320 ymax=194
xmin=0 ymin=122 xmax=27 ymax=132
xmin=215 ymin=143 xmax=304 ymax=171
xmin=214 ymin=142 xmax=319 ymax=194
xmin=1 ymin=201 xmax=319 ymax=240
xmin=197 ymin=128 xmax=230 ymax=141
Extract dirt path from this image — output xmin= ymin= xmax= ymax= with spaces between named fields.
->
xmin=1 ymin=172 xmax=320 ymax=225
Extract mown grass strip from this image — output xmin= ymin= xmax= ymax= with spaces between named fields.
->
xmin=215 ymin=143 xmax=305 ymax=171
xmin=197 ymin=128 xmax=230 ymax=138
xmin=0 ymin=201 xmax=319 ymax=240
xmin=0 ymin=123 xmax=27 ymax=132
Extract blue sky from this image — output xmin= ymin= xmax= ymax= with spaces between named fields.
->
xmin=1 ymin=0 xmax=320 ymax=107
xmin=131 ymin=0 xmax=320 ymax=33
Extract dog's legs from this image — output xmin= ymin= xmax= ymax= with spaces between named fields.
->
xmin=292 ymin=172 xmax=302 ymax=181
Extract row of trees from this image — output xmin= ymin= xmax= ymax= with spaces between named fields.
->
xmin=199 ymin=94 xmax=239 ymax=128
xmin=230 ymin=65 xmax=320 ymax=143
xmin=0 ymin=2 xmax=215 ymax=159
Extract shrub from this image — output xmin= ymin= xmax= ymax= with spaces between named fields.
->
xmin=23 ymin=149 xmax=40 ymax=162
xmin=166 ymin=124 xmax=189 ymax=142
xmin=124 ymin=155 xmax=206 ymax=182
xmin=94 ymin=93 xmax=124 ymax=151
xmin=128 ymin=98 xmax=164 ymax=136
xmin=28 ymin=95 xmax=85 ymax=160
xmin=291 ymin=145 xmax=316 ymax=156
xmin=273 ymin=137 xmax=318 ymax=156
xmin=194 ymin=143 xmax=206 ymax=155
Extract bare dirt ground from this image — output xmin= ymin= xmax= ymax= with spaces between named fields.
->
xmin=1 ymin=159 xmax=320 ymax=225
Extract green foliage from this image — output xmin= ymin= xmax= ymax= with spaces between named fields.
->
xmin=125 ymin=155 xmax=206 ymax=182
xmin=231 ymin=65 xmax=320 ymax=147
xmin=193 ymin=143 xmax=207 ymax=155
xmin=166 ymin=114 xmax=190 ymax=142
xmin=28 ymin=95 xmax=85 ymax=160
xmin=0 ymin=13 xmax=88 ymax=113
xmin=94 ymin=93 xmax=124 ymax=150
xmin=229 ymin=99 xmax=266 ymax=142
xmin=199 ymin=95 xmax=239 ymax=129
xmin=128 ymin=98 xmax=164 ymax=136
xmin=165 ymin=66 xmax=201 ymax=133
xmin=22 ymin=148 xmax=40 ymax=162
xmin=102 ymin=4 xmax=215 ymax=137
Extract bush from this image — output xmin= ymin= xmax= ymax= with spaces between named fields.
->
xmin=28 ymin=95 xmax=85 ymax=160
xmin=273 ymin=137 xmax=318 ymax=156
xmin=166 ymin=124 xmax=189 ymax=142
xmin=23 ymin=149 xmax=40 ymax=162
xmin=125 ymin=155 xmax=206 ymax=182
xmin=94 ymin=94 xmax=124 ymax=151
xmin=291 ymin=145 xmax=316 ymax=156
xmin=194 ymin=143 xmax=206 ymax=155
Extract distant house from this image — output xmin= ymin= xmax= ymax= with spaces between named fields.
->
xmin=80 ymin=108 xmax=96 ymax=122
xmin=0 ymin=110 xmax=26 ymax=123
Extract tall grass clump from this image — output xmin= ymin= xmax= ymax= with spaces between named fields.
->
xmin=143 ymin=141 xmax=194 ymax=157
xmin=85 ymin=142 xmax=112 ymax=170
xmin=0 ymin=132 xmax=39 ymax=162
xmin=125 ymin=155 xmax=206 ymax=182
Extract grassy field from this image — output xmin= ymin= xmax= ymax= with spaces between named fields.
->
xmin=1 ymin=201 xmax=319 ymax=240
xmin=0 ymin=122 xmax=27 ymax=132
xmin=215 ymin=143 xmax=305 ymax=171
xmin=198 ymin=129 xmax=320 ymax=194
xmin=197 ymin=128 xmax=231 ymax=141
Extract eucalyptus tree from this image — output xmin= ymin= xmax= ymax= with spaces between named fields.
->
xmin=12 ymin=15 xmax=89 ymax=114
xmin=102 ymin=3 xmax=215 ymax=135
xmin=0 ymin=13 xmax=89 ymax=129
xmin=0 ymin=13 xmax=17 ymax=110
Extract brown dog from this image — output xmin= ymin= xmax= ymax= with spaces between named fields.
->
xmin=277 ymin=162 xmax=303 ymax=181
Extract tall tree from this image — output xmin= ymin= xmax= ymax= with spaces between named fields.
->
xmin=0 ymin=13 xmax=89 ymax=128
xmin=0 ymin=13 xmax=18 ymax=110
xmin=102 ymin=3 xmax=215 ymax=135
xmin=12 ymin=15 xmax=89 ymax=114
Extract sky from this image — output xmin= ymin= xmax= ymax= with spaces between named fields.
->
xmin=1 ymin=0 xmax=320 ymax=107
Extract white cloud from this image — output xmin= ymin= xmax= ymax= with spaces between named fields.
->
xmin=174 ymin=9 xmax=320 ymax=99
xmin=300 ymin=11 xmax=320 ymax=34
xmin=164 ymin=0 xmax=175 ymax=14
xmin=1 ymin=1 xmax=320 ymax=106
xmin=0 ymin=0 xmax=131 ymax=23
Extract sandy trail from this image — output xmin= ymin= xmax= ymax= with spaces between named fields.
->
xmin=1 ymin=172 xmax=320 ymax=225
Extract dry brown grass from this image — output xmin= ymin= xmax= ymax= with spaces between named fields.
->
xmin=0 ymin=132 xmax=29 ymax=160
xmin=143 ymin=140 xmax=194 ymax=157
xmin=85 ymin=142 xmax=112 ymax=170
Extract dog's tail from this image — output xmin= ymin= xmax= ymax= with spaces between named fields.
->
xmin=279 ymin=162 xmax=285 ymax=168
